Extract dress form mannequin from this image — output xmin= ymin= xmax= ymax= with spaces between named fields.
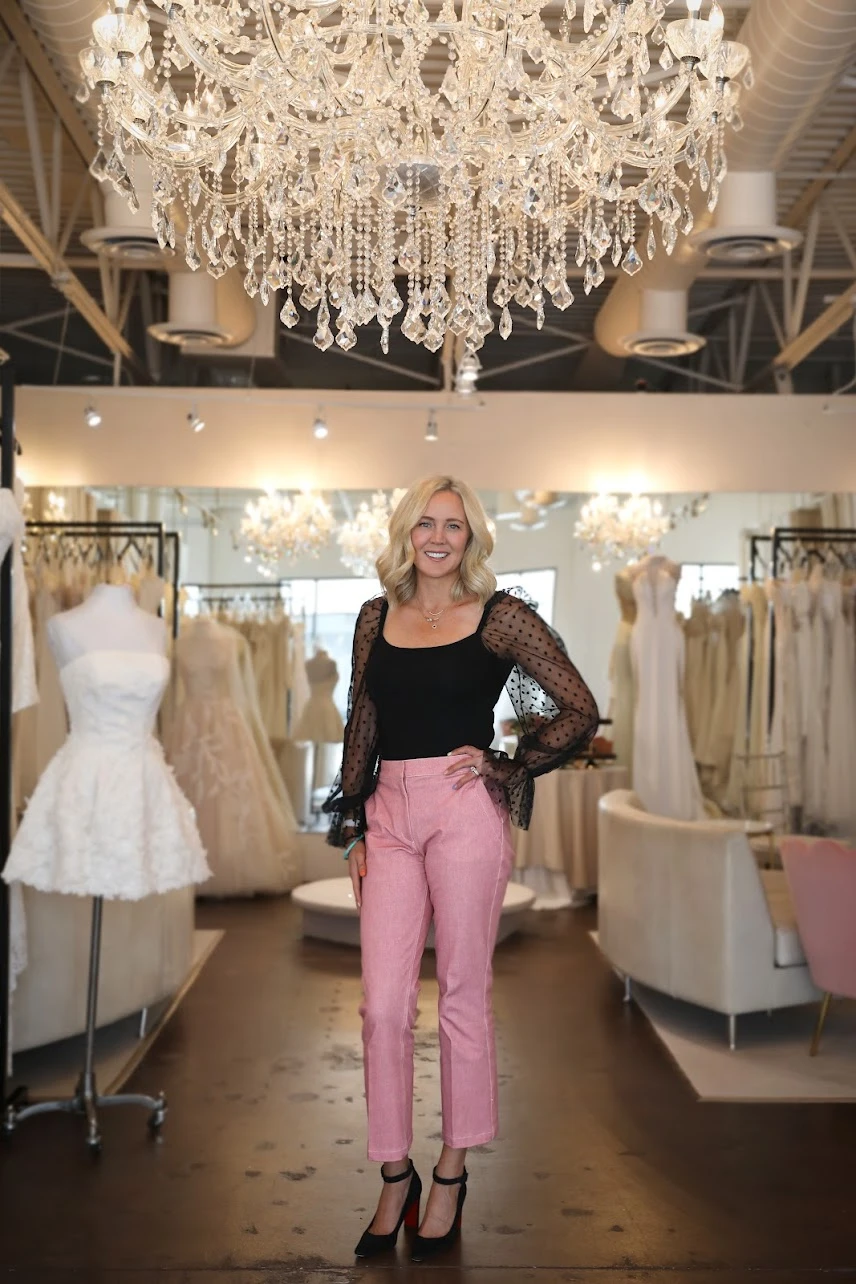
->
xmin=293 ymin=646 xmax=345 ymax=794
xmin=608 ymin=571 xmax=636 ymax=772
xmin=4 ymin=581 xmax=209 ymax=1148
xmin=47 ymin=583 xmax=164 ymax=668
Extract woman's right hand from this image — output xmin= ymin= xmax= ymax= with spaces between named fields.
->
xmin=347 ymin=840 xmax=367 ymax=909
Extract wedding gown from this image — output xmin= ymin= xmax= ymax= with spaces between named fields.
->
xmin=767 ymin=580 xmax=802 ymax=814
xmin=293 ymin=651 xmax=344 ymax=742
xmin=607 ymin=619 xmax=634 ymax=772
xmin=0 ymin=486 xmax=37 ymax=714
xmin=630 ymin=562 xmax=704 ymax=821
xmin=167 ymin=618 xmax=299 ymax=897
xmin=3 ymin=650 xmax=209 ymax=899
xmin=802 ymin=567 xmax=829 ymax=827
xmin=821 ymin=578 xmax=856 ymax=835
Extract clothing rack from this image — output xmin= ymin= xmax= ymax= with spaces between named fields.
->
xmin=771 ymin=527 xmax=856 ymax=577
xmin=5 ymin=518 xmax=171 ymax=1150
xmin=0 ymin=363 xmax=16 ymax=1115
xmin=747 ymin=534 xmax=773 ymax=584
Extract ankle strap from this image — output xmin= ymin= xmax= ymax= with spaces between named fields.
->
xmin=381 ymin=1160 xmax=413 ymax=1184
xmin=432 ymin=1166 xmax=467 ymax=1186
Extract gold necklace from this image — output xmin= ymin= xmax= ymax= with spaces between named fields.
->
xmin=416 ymin=601 xmax=449 ymax=631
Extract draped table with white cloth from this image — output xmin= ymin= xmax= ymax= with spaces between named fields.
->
xmin=513 ymin=764 xmax=630 ymax=908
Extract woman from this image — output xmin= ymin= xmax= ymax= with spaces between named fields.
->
xmin=323 ymin=476 xmax=598 ymax=1262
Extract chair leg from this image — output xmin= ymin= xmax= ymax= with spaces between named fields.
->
xmin=728 ymin=1014 xmax=737 ymax=1051
xmin=623 ymin=975 xmax=632 ymax=1004
xmin=809 ymin=992 xmax=832 ymax=1058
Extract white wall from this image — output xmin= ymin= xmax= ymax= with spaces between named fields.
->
xmin=16 ymin=386 xmax=856 ymax=493
xmin=174 ymin=490 xmax=809 ymax=713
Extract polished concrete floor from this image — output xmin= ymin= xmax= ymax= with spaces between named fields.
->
xmin=1 ymin=897 xmax=855 ymax=1283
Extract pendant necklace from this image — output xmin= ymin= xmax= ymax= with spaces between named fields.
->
xmin=419 ymin=603 xmax=447 ymax=631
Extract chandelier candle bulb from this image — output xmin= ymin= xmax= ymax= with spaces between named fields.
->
xmin=80 ymin=0 xmax=748 ymax=356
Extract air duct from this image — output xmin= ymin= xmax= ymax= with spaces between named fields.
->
xmin=593 ymin=0 xmax=856 ymax=362
xmin=691 ymin=171 xmax=802 ymax=264
xmin=622 ymin=290 xmax=705 ymax=359
xmin=81 ymin=155 xmax=168 ymax=265
xmin=148 ymin=270 xmax=267 ymax=354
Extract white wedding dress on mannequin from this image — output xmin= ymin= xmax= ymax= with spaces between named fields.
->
xmin=4 ymin=586 xmax=209 ymax=899
xmin=630 ymin=557 xmax=704 ymax=822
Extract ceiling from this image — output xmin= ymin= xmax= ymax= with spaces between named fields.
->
xmin=0 ymin=0 xmax=855 ymax=397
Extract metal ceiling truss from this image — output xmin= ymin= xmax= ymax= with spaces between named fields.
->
xmin=0 ymin=5 xmax=148 ymax=383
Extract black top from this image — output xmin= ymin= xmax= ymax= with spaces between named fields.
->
xmin=366 ymin=602 xmax=513 ymax=760
xmin=323 ymin=588 xmax=600 ymax=846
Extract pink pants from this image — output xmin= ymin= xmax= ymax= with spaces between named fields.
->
xmin=360 ymin=756 xmax=515 ymax=1162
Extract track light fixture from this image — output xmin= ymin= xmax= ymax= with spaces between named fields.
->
xmin=312 ymin=411 xmax=329 ymax=440
xmin=188 ymin=409 xmax=205 ymax=433
xmin=83 ymin=403 xmax=102 ymax=428
xmin=425 ymin=410 xmax=439 ymax=443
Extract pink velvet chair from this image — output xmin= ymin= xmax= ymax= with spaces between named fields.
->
xmin=780 ymin=837 xmax=856 ymax=1056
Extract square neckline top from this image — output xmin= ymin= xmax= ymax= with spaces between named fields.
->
xmin=378 ymin=594 xmax=494 ymax=651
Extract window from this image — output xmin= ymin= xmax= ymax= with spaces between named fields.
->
xmin=676 ymin=563 xmax=740 ymax=618
xmin=495 ymin=568 xmax=556 ymax=624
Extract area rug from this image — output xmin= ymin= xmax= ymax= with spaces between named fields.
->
xmin=10 ymin=928 xmax=223 ymax=1099
xmin=589 ymin=932 xmax=856 ymax=1103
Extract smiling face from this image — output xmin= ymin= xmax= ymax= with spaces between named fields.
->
xmin=410 ymin=489 xmax=471 ymax=586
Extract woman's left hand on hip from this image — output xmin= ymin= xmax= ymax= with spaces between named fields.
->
xmin=446 ymin=745 xmax=488 ymax=789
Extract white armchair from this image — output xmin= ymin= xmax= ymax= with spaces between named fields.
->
xmin=597 ymin=791 xmax=819 ymax=1049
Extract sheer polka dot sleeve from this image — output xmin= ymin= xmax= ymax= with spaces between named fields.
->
xmin=321 ymin=595 xmax=384 ymax=846
xmin=480 ymin=591 xmax=599 ymax=830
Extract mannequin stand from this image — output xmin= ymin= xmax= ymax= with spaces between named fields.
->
xmin=2 ymin=897 xmax=167 ymax=1153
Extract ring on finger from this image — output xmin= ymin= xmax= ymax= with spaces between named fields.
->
xmin=470 ymin=765 xmax=480 ymax=777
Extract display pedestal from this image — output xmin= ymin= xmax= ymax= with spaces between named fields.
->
xmin=292 ymin=877 xmax=535 ymax=947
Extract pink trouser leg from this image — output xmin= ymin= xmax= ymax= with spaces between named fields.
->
xmin=359 ymin=758 xmax=514 ymax=1162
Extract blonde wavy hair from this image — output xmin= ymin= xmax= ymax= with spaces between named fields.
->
xmin=376 ymin=476 xmax=497 ymax=608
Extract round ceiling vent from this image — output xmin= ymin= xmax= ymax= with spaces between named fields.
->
xmin=691 ymin=224 xmax=802 ymax=264
xmin=147 ymin=273 xmax=235 ymax=349
xmin=623 ymin=331 xmax=705 ymax=358
xmin=146 ymin=320 xmax=233 ymax=348
xmin=81 ymin=225 xmax=167 ymax=264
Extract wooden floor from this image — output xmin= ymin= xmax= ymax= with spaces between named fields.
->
xmin=1 ymin=897 xmax=855 ymax=1283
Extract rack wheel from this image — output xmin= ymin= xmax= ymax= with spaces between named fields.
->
xmin=86 ymin=1135 xmax=103 ymax=1155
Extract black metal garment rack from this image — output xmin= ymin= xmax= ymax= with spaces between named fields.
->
xmin=771 ymin=527 xmax=856 ymax=577
xmin=4 ymin=518 xmax=179 ymax=1150
xmin=0 ymin=363 xmax=16 ymax=1114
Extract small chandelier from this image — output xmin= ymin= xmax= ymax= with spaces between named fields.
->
xmin=241 ymin=489 xmax=334 ymax=574
xmin=337 ymin=489 xmax=407 ymax=578
xmin=575 ymin=493 xmax=671 ymax=569
xmin=80 ymin=0 xmax=749 ymax=357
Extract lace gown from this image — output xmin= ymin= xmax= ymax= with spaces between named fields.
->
xmin=630 ymin=564 xmax=704 ymax=822
xmin=3 ymin=650 xmax=209 ymax=899
xmin=167 ymin=619 xmax=299 ymax=896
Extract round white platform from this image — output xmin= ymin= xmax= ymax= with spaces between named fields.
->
xmin=292 ymin=877 xmax=536 ymax=948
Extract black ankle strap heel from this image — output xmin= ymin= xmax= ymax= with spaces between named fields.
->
xmin=354 ymin=1160 xmax=422 ymax=1259
xmin=410 ymin=1167 xmax=468 ymax=1262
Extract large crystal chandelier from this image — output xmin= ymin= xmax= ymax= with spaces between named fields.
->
xmin=575 ymin=493 xmax=670 ymax=569
xmin=337 ymin=488 xmax=406 ymax=577
xmin=241 ymin=489 xmax=334 ymax=574
xmin=575 ymin=491 xmax=709 ymax=568
xmin=81 ymin=0 xmax=749 ymax=355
